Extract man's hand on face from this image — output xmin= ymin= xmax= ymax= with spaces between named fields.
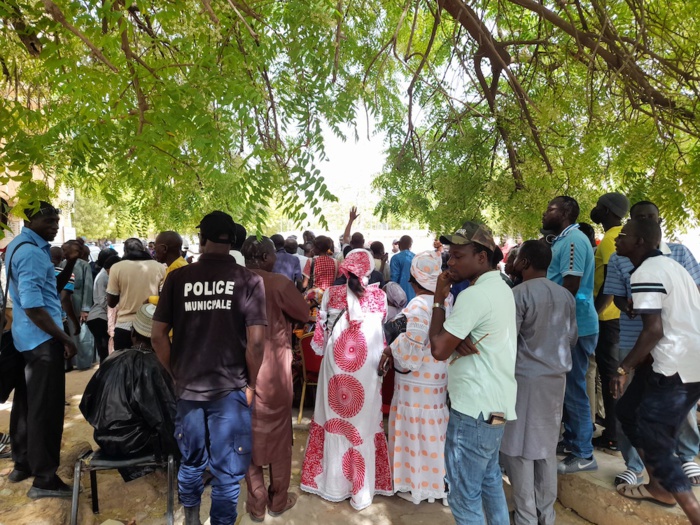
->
xmin=434 ymin=270 xmax=453 ymax=302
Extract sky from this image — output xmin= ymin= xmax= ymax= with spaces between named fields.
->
xmin=316 ymin=114 xmax=386 ymax=195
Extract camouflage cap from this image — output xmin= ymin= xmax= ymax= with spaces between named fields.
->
xmin=439 ymin=221 xmax=497 ymax=252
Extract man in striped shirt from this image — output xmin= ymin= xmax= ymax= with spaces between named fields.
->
xmin=603 ymin=201 xmax=700 ymax=488
xmin=611 ymin=218 xmax=700 ymax=520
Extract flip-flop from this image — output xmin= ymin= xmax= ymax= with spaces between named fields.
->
xmin=617 ymin=483 xmax=677 ymax=508
xmin=614 ymin=469 xmax=644 ymax=487
xmin=682 ymin=461 xmax=700 ymax=487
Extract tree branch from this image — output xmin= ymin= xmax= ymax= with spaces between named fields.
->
xmin=42 ymin=0 xmax=119 ymax=73
xmin=200 ymin=0 xmax=220 ymax=25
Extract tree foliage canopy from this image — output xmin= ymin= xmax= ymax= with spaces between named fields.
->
xmin=1 ymin=0 xmax=699 ymax=235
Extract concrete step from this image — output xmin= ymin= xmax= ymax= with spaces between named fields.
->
xmin=557 ymin=449 xmax=695 ymax=525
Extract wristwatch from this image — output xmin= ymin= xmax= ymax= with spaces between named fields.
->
xmin=616 ymin=366 xmax=628 ymax=376
xmin=432 ymin=302 xmax=445 ymax=311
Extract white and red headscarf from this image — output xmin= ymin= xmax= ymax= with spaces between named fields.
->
xmin=338 ymin=249 xmax=374 ymax=323
xmin=339 ymin=249 xmax=374 ymax=285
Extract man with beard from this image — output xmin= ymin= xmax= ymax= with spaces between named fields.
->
xmin=542 ymin=196 xmax=599 ymax=474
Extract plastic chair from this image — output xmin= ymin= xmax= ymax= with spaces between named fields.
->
xmin=70 ymin=448 xmax=176 ymax=525
xmin=298 ymin=332 xmax=323 ymax=424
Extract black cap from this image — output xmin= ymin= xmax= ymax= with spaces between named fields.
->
xmin=197 ymin=211 xmax=238 ymax=244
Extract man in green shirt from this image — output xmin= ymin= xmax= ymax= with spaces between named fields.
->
xmin=429 ymin=221 xmax=517 ymax=525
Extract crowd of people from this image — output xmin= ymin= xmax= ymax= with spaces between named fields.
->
xmin=1 ymin=194 xmax=699 ymax=525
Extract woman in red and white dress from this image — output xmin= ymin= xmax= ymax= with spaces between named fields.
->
xmin=300 ymin=249 xmax=392 ymax=510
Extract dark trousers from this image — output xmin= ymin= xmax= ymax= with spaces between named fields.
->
xmin=594 ymin=319 xmax=620 ymax=441
xmin=86 ymin=318 xmax=110 ymax=362
xmin=10 ymin=339 xmax=65 ymax=485
xmin=113 ymin=327 xmax=132 ymax=351
xmin=176 ymin=390 xmax=252 ymax=525
xmin=617 ymin=365 xmax=700 ymax=493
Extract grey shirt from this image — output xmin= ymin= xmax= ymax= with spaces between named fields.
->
xmin=512 ymin=277 xmax=578 ymax=377
xmin=87 ymin=269 xmax=108 ymax=322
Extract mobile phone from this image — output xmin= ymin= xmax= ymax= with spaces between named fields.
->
xmin=487 ymin=412 xmax=506 ymax=425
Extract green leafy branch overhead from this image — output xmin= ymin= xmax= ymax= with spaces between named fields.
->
xmin=1 ymin=0 xmax=699 ymax=235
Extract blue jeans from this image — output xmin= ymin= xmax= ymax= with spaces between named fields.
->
xmin=617 ymin=349 xmax=700 ymax=474
xmin=562 ymin=334 xmax=598 ymax=458
xmin=445 ymin=409 xmax=509 ymax=525
xmin=175 ymin=390 xmax=252 ymax=525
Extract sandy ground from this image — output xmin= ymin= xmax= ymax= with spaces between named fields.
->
xmin=0 ymin=367 xmax=591 ymax=525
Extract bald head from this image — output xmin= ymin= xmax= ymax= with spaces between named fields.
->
xmin=350 ymin=232 xmax=365 ymax=249
xmin=153 ymin=231 xmax=183 ymax=264
xmin=284 ymin=237 xmax=298 ymax=254
xmin=398 ymin=235 xmax=413 ymax=251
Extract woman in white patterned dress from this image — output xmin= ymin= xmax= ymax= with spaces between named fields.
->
xmin=380 ymin=251 xmax=451 ymax=505
xmin=300 ymin=249 xmax=393 ymax=510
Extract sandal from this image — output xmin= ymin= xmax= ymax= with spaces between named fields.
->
xmin=614 ymin=469 xmax=643 ymax=487
xmin=682 ymin=461 xmax=700 ymax=487
xmin=617 ymin=483 xmax=677 ymax=508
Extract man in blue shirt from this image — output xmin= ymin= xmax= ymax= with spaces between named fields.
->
xmin=6 ymin=202 xmax=78 ymax=499
xmin=390 ymin=235 xmax=415 ymax=302
xmin=270 ymin=234 xmax=302 ymax=287
xmin=542 ymin=196 xmax=599 ymax=474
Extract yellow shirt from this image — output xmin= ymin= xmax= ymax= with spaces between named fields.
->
xmin=148 ymin=257 xmax=188 ymax=305
xmin=595 ymin=226 xmax=621 ymax=321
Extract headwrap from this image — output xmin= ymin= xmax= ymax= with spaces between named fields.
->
xmin=338 ymin=249 xmax=374 ymax=324
xmin=410 ymin=250 xmax=443 ymax=293
xmin=383 ymin=281 xmax=407 ymax=309
xmin=339 ymin=249 xmax=374 ymax=285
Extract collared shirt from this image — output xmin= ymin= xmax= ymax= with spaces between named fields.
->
xmin=390 ymin=249 xmax=416 ymax=302
xmin=595 ymin=225 xmax=622 ymax=321
xmin=148 ymin=256 xmax=189 ymax=306
xmin=443 ymin=271 xmax=518 ymax=420
xmin=547 ymin=224 xmax=598 ymax=337
xmin=108 ymin=258 xmax=166 ymax=325
xmin=603 ymin=241 xmax=700 ymax=349
xmin=272 ymin=249 xmax=302 ymax=282
xmin=153 ymin=252 xmax=268 ymax=401
xmin=6 ymin=228 xmax=63 ymax=351
xmin=631 ymin=253 xmax=700 ymax=382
